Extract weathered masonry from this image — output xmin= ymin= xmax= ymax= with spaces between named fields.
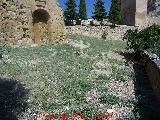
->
xmin=121 ymin=0 xmax=160 ymax=26
xmin=0 ymin=0 xmax=66 ymax=45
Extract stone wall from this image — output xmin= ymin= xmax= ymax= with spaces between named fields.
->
xmin=148 ymin=0 xmax=160 ymax=16
xmin=148 ymin=0 xmax=160 ymax=25
xmin=0 ymin=0 xmax=66 ymax=46
xmin=144 ymin=52 xmax=160 ymax=102
xmin=148 ymin=0 xmax=156 ymax=14
xmin=66 ymin=25 xmax=145 ymax=41
xmin=135 ymin=0 xmax=148 ymax=26
xmin=148 ymin=16 xmax=160 ymax=25
xmin=121 ymin=0 xmax=160 ymax=26
xmin=121 ymin=0 xmax=148 ymax=26
xmin=121 ymin=0 xmax=136 ymax=26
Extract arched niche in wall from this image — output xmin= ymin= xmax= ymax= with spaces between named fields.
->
xmin=32 ymin=9 xmax=51 ymax=44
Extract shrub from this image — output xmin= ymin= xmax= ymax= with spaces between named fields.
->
xmin=99 ymin=94 xmax=120 ymax=105
xmin=123 ymin=24 xmax=160 ymax=56
xmin=0 ymin=44 xmax=6 ymax=60
xmin=101 ymin=31 xmax=108 ymax=39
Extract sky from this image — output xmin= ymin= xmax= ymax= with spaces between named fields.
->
xmin=59 ymin=0 xmax=112 ymax=18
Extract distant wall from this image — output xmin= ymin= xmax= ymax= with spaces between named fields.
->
xmin=121 ymin=0 xmax=148 ymax=26
xmin=135 ymin=0 xmax=148 ymax=26
xmin=148 ymin=0 xmax=156 ymax=14
xmin=66 ymin=25 xmax=146 ymax=40
xmin=121 ymin=0 xmax=160 ymax=26
xmin=121 ymin=0 xmax=136 ymax=26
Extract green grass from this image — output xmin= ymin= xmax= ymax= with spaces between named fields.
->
xmin=0 ymin=34 xmax=136 ymax=119
xmin=99 ymin=94 xmax=121 ymax=105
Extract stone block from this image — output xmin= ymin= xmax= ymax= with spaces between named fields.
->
xmin=0 ymin=38 xmax=5 ymax=43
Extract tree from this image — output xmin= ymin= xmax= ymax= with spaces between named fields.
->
xmin=79 ymin=0 xmax=87 ymax=20
xmin=92 ymin=0 xmax=107 ymax=24
xmin=64 ymin=0 xmax=77 ymax=21
xmin=108 ymin=0 xmax=123 ymax=25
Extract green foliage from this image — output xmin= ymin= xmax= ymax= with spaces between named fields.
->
xmin=108 ymin=0 xmax=123 ymax=25
xmin=59 ymin=79 xmax=92 ymax=102
xmin=79 ymin=0 xmax=87 ymax=20
xmin=99 ymin=94 xmax=120 ymax=105
xmin=64 ymin=0 xmax=78 ymax=20
xmin=0 ymin=44 xmax=7 ymax=60
xmin=0 ymin=34 xmax=137 ymax=119
xmin=101 ymin=31 xmax=108 ymax=39
xmin=123 ymin=24 xmax=160 ymax=55
xmin=92 ymin=0 xmax=107 ymax=22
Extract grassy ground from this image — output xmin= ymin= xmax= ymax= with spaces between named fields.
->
xmin=0 ymin=34 xmax=137 ymax=119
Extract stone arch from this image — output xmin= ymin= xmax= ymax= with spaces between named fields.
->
xmin=32 ymin=9 xmax=50 ymax=24
xmin=32 ymin=9 xmax=50 ymax=44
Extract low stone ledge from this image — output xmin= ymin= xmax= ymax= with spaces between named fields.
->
xmin=66 ymin=25 xmax=136 ymax=41
xmin=144 ymin=51 xmax=160 ymax=102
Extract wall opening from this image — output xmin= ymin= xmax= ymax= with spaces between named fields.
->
xmin=32 ymin=9 xmax=50 ymax=44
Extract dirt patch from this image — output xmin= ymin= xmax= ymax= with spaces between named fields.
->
xmin=106 ymin=80 xmax=135 ymax=100
xmin=91 ymin=60 xmax=112 ymax=76
xmin=103 ymin=51 xmax=125 ymax=61
xmin=86 ymin=89 xmax=101 ymax=106
xmin=67 ymin=39 xmax=90 ymax=49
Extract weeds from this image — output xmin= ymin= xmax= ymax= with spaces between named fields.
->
xmin=0 ymin=34 xmax=136 ymax=119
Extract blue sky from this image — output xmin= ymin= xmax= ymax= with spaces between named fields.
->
xmin=59 ymin=0 xmax=112 ymax=18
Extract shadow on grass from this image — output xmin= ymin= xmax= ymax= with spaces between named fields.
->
xmin=0 ymin=78 xmax=28 ymax=120
xmin=119 ymin=52 xmax=160 ymax=120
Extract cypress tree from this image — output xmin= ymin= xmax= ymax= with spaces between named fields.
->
xmin=64 ymin=0 xmax=77 ymax=21
xmin=79 ymin=0 xmax=87 ymax=20
xmin=108 ymin=0 xmax=123 ymax=25
xmin=92 ymin=0 xmax=107 ymax=24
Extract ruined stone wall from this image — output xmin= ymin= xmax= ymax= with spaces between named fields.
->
xmin=148 ymin=0 xmax=160 ymax=16
xmin=67 ymin=25 xmax=137 ymax=41
xmin=144 ymin=52 xmax=160 ymax=102
xmin=135 ymin=0 xmax=148 ymax=26
xmin=121 ymin=0 xmax=136 ymax=26
xmin=66 ymin=25 xmax=150 ymax=41
xmin=121 ymin=0 xmax=160 ymax=26
xmin=148 ymin=0 xmax=156 ymax=14
xmin=121 ymin=0 xmax=148 ymax=26
xmin=148 ymin=0 xmax=160 ymax=25
xmin=0 ymin=0 xmax=66 ymax=46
